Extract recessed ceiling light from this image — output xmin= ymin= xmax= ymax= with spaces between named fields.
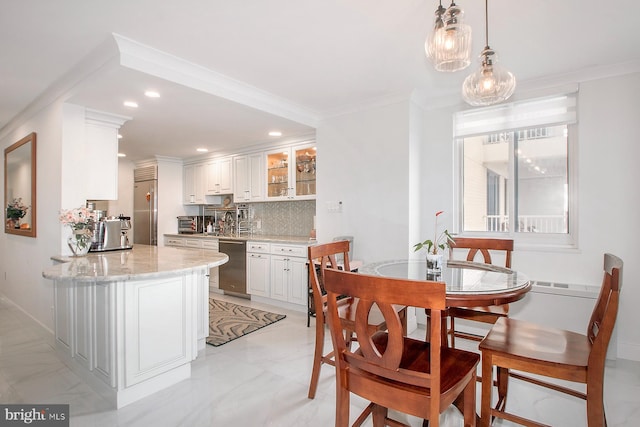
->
xmin=268 ymin=131 xmax=282 ymax=137
xmin=197 ymin=148 xmax=209 ymax=153
xmin=123 ymin=101 xmax=138 ymax=108
xmin=117 ymin=153 xmax=126 ymax=157
xmin=145 ymin=90 xmax=160 ymax=98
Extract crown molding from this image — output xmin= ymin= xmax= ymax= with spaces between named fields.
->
xmin=0 ymin=37 xmax=120 ymax=141
xmin=112 ymin=33 xmax=321 ymax=128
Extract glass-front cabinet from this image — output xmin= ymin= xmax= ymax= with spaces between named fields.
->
xmin=266 ymin=150 xmax=290 ymax=199
xmin=294 ymin=144 xmax=316 ymax=197
xmin=265 ymin=143 xmax=316 ymax=200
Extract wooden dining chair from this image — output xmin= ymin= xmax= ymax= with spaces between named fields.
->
xmin=479 ymin=253 xmax=623 ymax=427
xmin=324 ymin=268 xmax=479 ymax=427
xmin=446 ymin=237 xmax=514 ymax=348
xmin=307 ymin=241 xmax=408 ymax=399
xmin=308 ymin=240 xmax=406 ymax=399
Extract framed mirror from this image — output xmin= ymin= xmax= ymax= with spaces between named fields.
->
xmin=5 ymin=132 xmax=36 ymax=237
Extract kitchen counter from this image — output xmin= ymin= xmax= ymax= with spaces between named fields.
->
xmin=163 ymin=233 xmax=316 ymax=244
xmin=44 ymin=244 xmax=228 ymax=282
xmin=42 ymin=244 xmax=228 ymax=409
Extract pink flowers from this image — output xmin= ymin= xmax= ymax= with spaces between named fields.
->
xmin=59 ymin=207 xmax=97 ymax=231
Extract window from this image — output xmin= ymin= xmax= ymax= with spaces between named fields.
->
xmin=453 ymin=93 xmax=577 ymax=248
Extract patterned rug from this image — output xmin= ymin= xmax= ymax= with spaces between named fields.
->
xmin=207 ymin=299 xmax=286 ymax=347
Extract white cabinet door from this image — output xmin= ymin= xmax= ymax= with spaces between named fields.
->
xmin=206 ymin=157 xmax=233 ymax=195
xmin=288 ymin=257 xmax=308 ymax=306
xmin=247 ymin=252 xmax=270 ymax=297
xmin=270 ymin=255 xmax=289 ymax=302
xmin=234 ymin=153 xmax=265 ymax=202
xmin=218 ymin=157 xmax=233 ymax=193
xmin=233 ymin=155 xmax=250 ymax=202
xmin=183 ymin=164 xmax=196 ymax=204
xmin=183 ymin=164 xmax=205 ymax=204
xmin=124 ymin=276 xmax=195 ymax=387
xmin=248 ymin=153 xmax=264 ymax=201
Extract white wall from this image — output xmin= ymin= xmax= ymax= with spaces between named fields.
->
xmin=157 ymin=157 xmax=185 ymax=245
xmin=0 ymin=101 xmax=65 ymax=332
xmin=317 ymin=72 xmax=640 ymax=361
xmin=316 ymin=100 xmax=412 ymax=262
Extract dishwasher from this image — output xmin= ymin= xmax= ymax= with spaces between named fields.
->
xmin=218 ymin=239 xmax=248 ymax=298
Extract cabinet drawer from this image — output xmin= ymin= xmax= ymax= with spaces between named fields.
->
xmin=165 ymin=238 xmax=185 ymax=247
xmin=247 ymin=241 xmax=271 ymax=254
xmin=202 ymin=240 xmax=219 ymax=251
xmin=271 ymin=244 xmax=307 ymax=258
xmin=184 ymin=239 xmax=203 ymax=248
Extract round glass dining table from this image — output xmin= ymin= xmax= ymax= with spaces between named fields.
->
xmin=359 ymin=259 xmax=531 ymax=308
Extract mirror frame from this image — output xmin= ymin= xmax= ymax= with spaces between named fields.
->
xmin=4 ymin=132 xmax=37 ymax=237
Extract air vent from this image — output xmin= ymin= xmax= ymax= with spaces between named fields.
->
xmin=134 ymin=166 xmax=157 ymax=182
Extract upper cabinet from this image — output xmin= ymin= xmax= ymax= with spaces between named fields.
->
xmin=184 ymin=141 xmax=315 ymax=205
xmin=293 ymin=144 xmax=316 ymax=198
xmin=234 ymin=153 xmax=264 ymax=203
xmin=265 ymin=143 xmax=316 ymax=200
xmin=84 ymin=109 xmax=130 ymax=200
xmin=206 ymin=157 xmax=233 ymax=195
xmin=183 ymin=163 xmax=206 ymax=204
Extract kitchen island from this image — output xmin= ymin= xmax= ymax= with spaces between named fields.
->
xmin=42 ymin=245 xmax=228 ymax=408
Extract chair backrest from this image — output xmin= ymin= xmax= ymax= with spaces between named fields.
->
xmin=323 ymin=269 xmax=447 ymax=414
xmin=587 ymin=253 xmax=623 ymax=369
xmin=449 ymin=237 xmax=514 ymax=268
xmin=308 ymin=240 xmax=352 ymax=318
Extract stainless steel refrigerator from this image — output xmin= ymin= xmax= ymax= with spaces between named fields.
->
xmin=133 ymin=166 xmax=158 ymax=246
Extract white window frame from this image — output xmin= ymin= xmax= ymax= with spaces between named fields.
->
xmin=453 ymin=93 xmax=579 ymax=251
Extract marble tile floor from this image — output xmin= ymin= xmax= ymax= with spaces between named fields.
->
xmin=1 ymin=293 xmax=638 ymax=427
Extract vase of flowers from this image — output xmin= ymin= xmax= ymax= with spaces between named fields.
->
xmin=413 ymin=210 xmax=454 ymax=275
xmin=59 ymin=206 xmax=97 ymax=256
xmin=6 ymin=198 xmax=29 ymax=229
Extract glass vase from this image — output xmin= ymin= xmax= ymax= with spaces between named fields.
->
xmin=68 ymin=235 xmax=91 ymax=257
xmin=426 ymin=253 xmax=443 ymax=276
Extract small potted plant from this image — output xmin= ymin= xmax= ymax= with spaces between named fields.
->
xmin=413 ymin=210 xmax=454 ymax=274
xmin=6 ymin=198 xmax=29 ymax=229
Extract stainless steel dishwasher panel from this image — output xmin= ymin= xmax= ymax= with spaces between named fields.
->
xmin=218 ymin=239 xmax=248 ymax=298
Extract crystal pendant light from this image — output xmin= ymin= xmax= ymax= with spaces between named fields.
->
xmin=425 ymin=1 xmax=472 ymax=72
xmin=462 ymin=0 xmax=516 ymax=106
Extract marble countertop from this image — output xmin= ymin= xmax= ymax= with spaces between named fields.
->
xmin=43 ymin=245 xmax=229 ymax=282
xmin=163 ymin=233 xmax=316 ymax=244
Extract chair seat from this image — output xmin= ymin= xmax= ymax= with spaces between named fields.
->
xmin=480 ymin=317 xmax=591 ymax=376
xmin=362 ymin=332 xmax=480 ymax=398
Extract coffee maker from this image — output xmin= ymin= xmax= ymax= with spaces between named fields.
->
xmin=90 ymin=214 xmax=133 ymax=252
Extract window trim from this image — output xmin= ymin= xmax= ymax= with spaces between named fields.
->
xmin=453 ymin=102 xmax=579 ymax=251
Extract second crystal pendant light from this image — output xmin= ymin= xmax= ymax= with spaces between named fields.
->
xmin=461 ymin=0 xmax=516 ymax=106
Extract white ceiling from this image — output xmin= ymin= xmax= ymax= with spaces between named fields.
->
xmin=2 ymin=0 xmax=640 ymax=162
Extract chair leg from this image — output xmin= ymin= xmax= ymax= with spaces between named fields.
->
xmin=463 ymin=371 xmax=477 ymax=427
xmin=308 ymin=320 xmax=325 ymax=399
xmin=480 ymin=353 xmax=494 ymax=427
xmin=371 ymin=404 xmax=388 ymax=427
xmin=586 ymin=379 xmax=606 ymax=427
xmin=495 ymin=366 xmax=509 ymax=414
xmin=335 ymin=374 xmax=350 ymax=427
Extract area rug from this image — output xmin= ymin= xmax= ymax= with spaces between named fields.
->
xmin=207 ymin=299 xmax=286 ymax=347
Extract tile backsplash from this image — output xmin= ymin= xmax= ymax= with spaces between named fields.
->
xmin=250 ymin=200 xmax=315 ymax=237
